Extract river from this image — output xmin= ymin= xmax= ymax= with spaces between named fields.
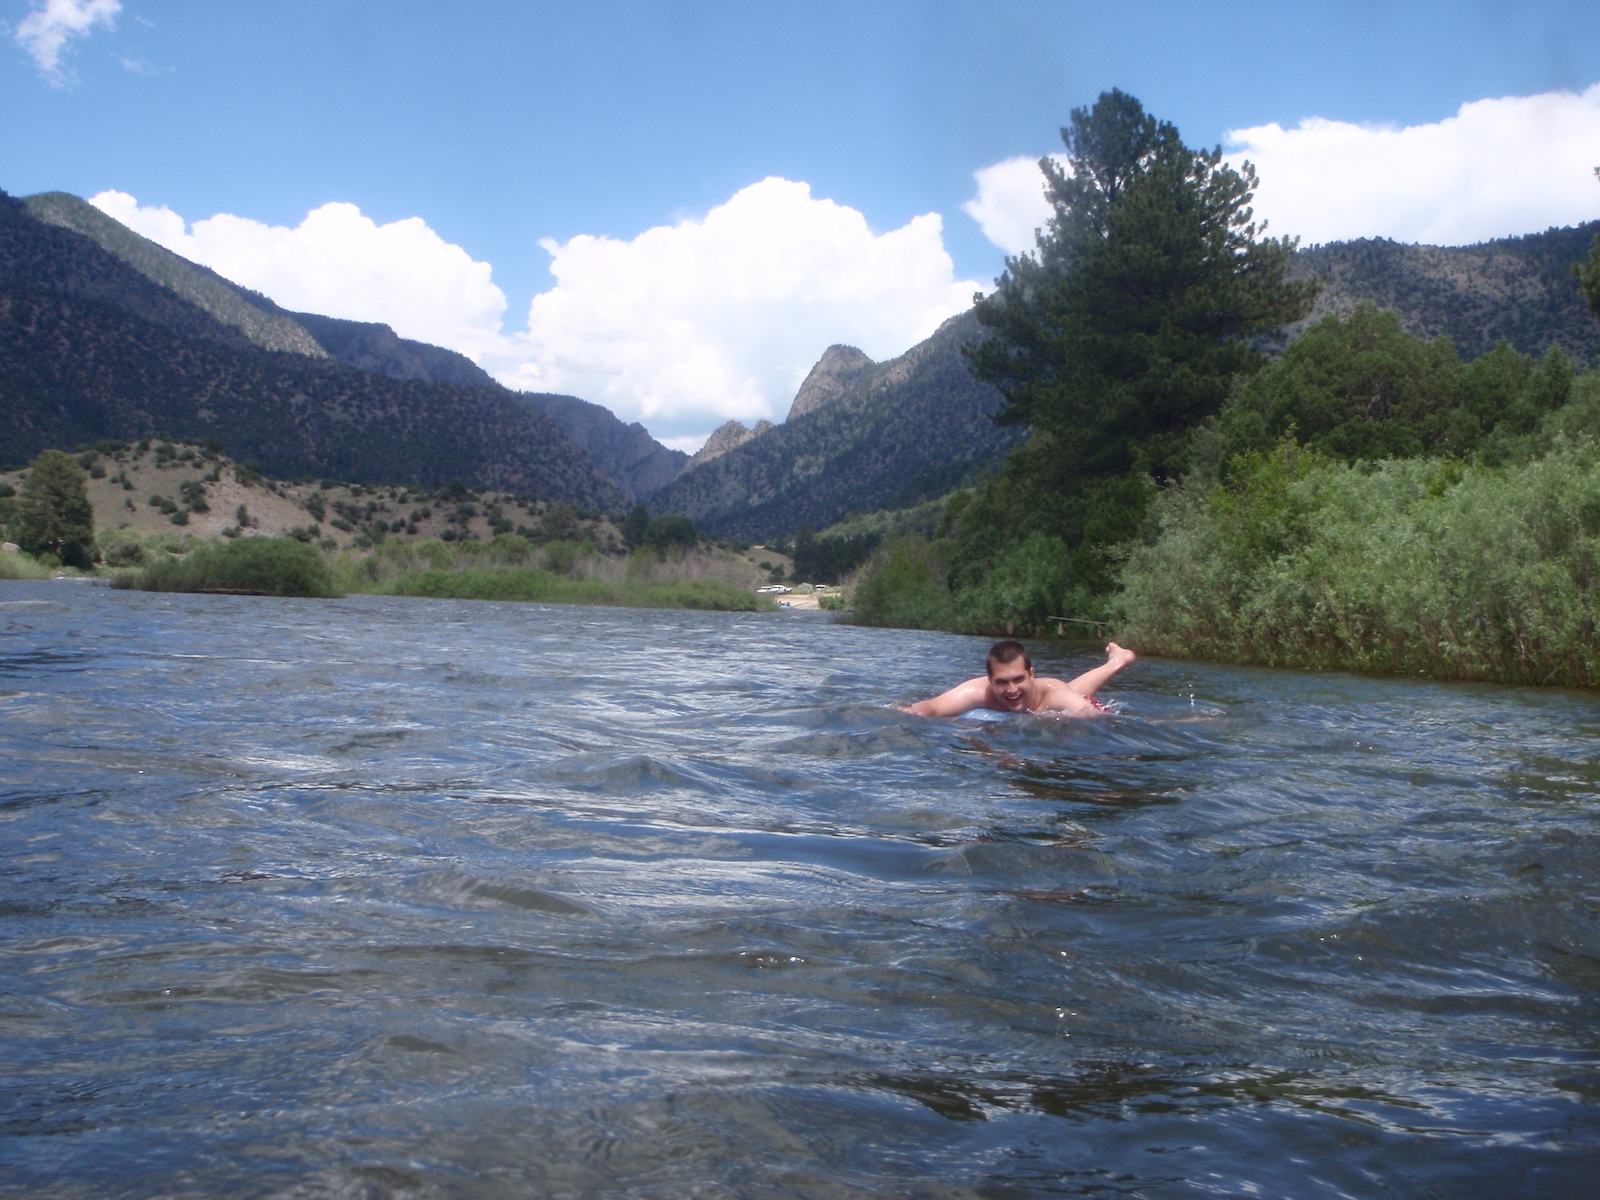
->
xmin=2 ymin=582 xmax=1597 ymax=1197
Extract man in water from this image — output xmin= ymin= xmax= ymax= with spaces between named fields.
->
xmin=903 ymin=640 xmax=1136 ymax=718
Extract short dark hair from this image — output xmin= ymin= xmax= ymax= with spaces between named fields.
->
xmin=986 ymin=640 xmax=1031 ymax=674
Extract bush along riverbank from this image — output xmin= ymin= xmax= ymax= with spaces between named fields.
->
xmin=106 ymin=533 xmax=775 ymax=612
xmin=848 ymin=89 xmax=1600 ymax=688
xmin=1113 ymin=438 xmax=1600 ymax=688
xmin=114 ymin=536 xmax=340 ymax=598
xmin=334 ymin=534 xmax=773 ymax=611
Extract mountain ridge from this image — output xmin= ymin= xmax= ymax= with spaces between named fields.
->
xmin=0 ymin=189 xmax=626 ymax=507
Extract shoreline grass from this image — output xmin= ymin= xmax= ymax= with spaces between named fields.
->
xmin=105 ymin=532 xmax=774 ymax=612
xmin=368 ymin=566 xmax=769 ymax=610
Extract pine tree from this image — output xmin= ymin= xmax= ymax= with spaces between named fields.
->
xmin=1577 ymin=168 xmax=1600 ymax=320
xmin=17 ymin=450 xmax=96 ymax=567
xmin=954 ymin=89 xmax=1319 ymax=599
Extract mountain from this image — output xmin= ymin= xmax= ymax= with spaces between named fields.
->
xmin=0 ymin=189 xmax=626 ymax=508
xmin=23 ymin=191 xmax=503 ymax=388
xmin=683 ymin=419 xmax=775 ymax=471
xmin=287 ymin=310 xmax=498 ymax=387
xmin=648 ymin=309 xmax=1022 ymax=538
xmin=650 ymin=223 xmax=1600 ymax=538
xmin=516 ymin=391 xmax=689 ymax=502
xmin=1294 ymin=222 xmax=1600 ymax=363
xmin=22 ymin=191 xmax=689 ymax=501
xmin=22 ymin=191 xmax=331 ymax=359
xmin=786 ymin=345 xmax=873 ymax=420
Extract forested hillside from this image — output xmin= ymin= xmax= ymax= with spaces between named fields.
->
xmin=21 ymin=190 xmax=689 ymax=500
xmin=650 ymin=222 xmax=1599 ymax=539
xmin=1298 ymin=223 xmax=1600 ymax=362
xmin=518 ymin=392 xmax=688 ymax=502
xmin=0 ymin=190 xmax=626 ymax=507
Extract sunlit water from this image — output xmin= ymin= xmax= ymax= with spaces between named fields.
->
xmin=2 ymin=581 xmax=1598 ymax=1198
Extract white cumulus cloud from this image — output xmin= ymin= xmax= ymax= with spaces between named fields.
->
xmin=965 ymin=85 xmax=1600 ymax=254
xmin=498 ymin=177 xmax=981 ymax=440
xmin=1227 ymin=84 xmax=1600 ymax=245
xmin=15 ymin=0 xmax=119 ymax=82
xmin=89 ymin=178 xmax=980 ymax=447
xmin=960 ymin=154 xmax=1068 ymax=257
xmin=89 ymin=191 xmax=510 ymax=362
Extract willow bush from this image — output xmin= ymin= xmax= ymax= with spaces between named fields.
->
xmin=1115 ymin=439 xmax=1600 ymax=687
xmin=330 ymin=534 xmax=767 ymax=611
xmin=117 ymin=536 xmax=339 ymax=598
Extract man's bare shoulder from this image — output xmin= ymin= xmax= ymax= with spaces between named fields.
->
xmin=1030 ymin=677 xmax=1092 ymax=714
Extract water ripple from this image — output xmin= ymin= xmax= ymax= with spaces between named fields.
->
xmin=1 ymin=582 xmax=1597 ymax=1196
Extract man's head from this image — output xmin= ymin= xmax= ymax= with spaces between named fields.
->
xmin=986 ymin=640 xmax=1031 ymax=675
xmin=986 ymin=640 xmax=1034 ymax=710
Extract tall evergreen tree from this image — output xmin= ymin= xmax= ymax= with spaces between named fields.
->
xmin=968 ymin=89 xmax=1318 ymax=479
xmin=1577 ymin=168 xmax=1600 ymax=320
xmin=17 ymin=450 xmax=96 ymax=566
xmin=955 ymin=90 xmax=1318 ymax=597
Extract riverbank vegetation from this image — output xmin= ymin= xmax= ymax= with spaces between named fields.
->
xmin=115 ymin=536 xmax=339 ymax=598
xmin=849 ymin=88 xmax=1600 ymax=687
xmin=331 ymin=534 xmax=771 ymax=611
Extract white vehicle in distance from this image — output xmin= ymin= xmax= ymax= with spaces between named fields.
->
xmin=755 ymin=585 xmax=792 ymax=594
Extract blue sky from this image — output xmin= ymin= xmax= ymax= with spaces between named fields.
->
xmin=7 ymin=1 xmax=1600 ymax=446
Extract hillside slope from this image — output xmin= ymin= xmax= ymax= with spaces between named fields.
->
xmin=22 ymin=191 xmax=688 ymax=500
xmin=517 ymin=392 xmax=689 ymax=502
xmin=22 ymin=190 xmax=508 ymax=388
xmin=648 ymin=309 xmax=1021 ymax=537
xmin=22 ymin=191 xmax=331 ymax=359
xmin=1296 ymin=222 xmax=1600 ymax=362
xmin=0 ymin=190 xmax=626 ymax=507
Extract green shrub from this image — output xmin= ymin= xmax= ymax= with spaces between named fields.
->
xmin=0 ymin=550 xmax=54 ymax=580
xmin=1114 ymin=438 xmax=1600 ymax=687
xmin=853 ymin=536 xmax=958 ymax=630
xmin=118 ymin=536 xmax=339 ymax=598
xmin=17 ymin=450 xmax=96 ymax=567
xmin=381 ymin=567 xmax=762 ymax=610
xmin=98 ymin=527 xmax=147 ymax=567
xmin=953 ymin=531 xmax=1077 ymax=635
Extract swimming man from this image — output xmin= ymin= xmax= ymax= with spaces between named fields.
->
xmin=903 ymin=640 xmax=1136 ymax=718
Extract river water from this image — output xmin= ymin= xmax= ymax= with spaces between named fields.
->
xmin=2 ymin=581 xmax=1597 ymax=1198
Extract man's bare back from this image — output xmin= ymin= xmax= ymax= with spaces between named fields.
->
xmin=904 ymin=641 xmax=1136 ymax=718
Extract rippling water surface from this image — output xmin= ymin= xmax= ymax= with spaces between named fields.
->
xmin=2 ymin=581 xmax=1598 ymax=1198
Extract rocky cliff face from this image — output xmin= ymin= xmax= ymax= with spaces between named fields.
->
xmin=785 ymin=344 xmax=874 ymax=421
xmin=684 ymin=419 xmax=776 ymax=471
xmin=649 ymin=310 xmax=1020 ymax=537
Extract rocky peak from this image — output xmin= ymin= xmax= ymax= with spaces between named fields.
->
xmin=684 ymin=418 xmax=775 ymax=471
xmin=785 ymin=344 xmax=874 ymax=422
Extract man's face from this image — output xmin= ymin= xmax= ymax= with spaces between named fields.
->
xmin=987 ymin=659 xmax=1033 ymax=710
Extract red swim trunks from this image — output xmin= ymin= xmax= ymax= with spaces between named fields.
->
xmin=1085 ymin=695 xmax=1111 ymax=713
